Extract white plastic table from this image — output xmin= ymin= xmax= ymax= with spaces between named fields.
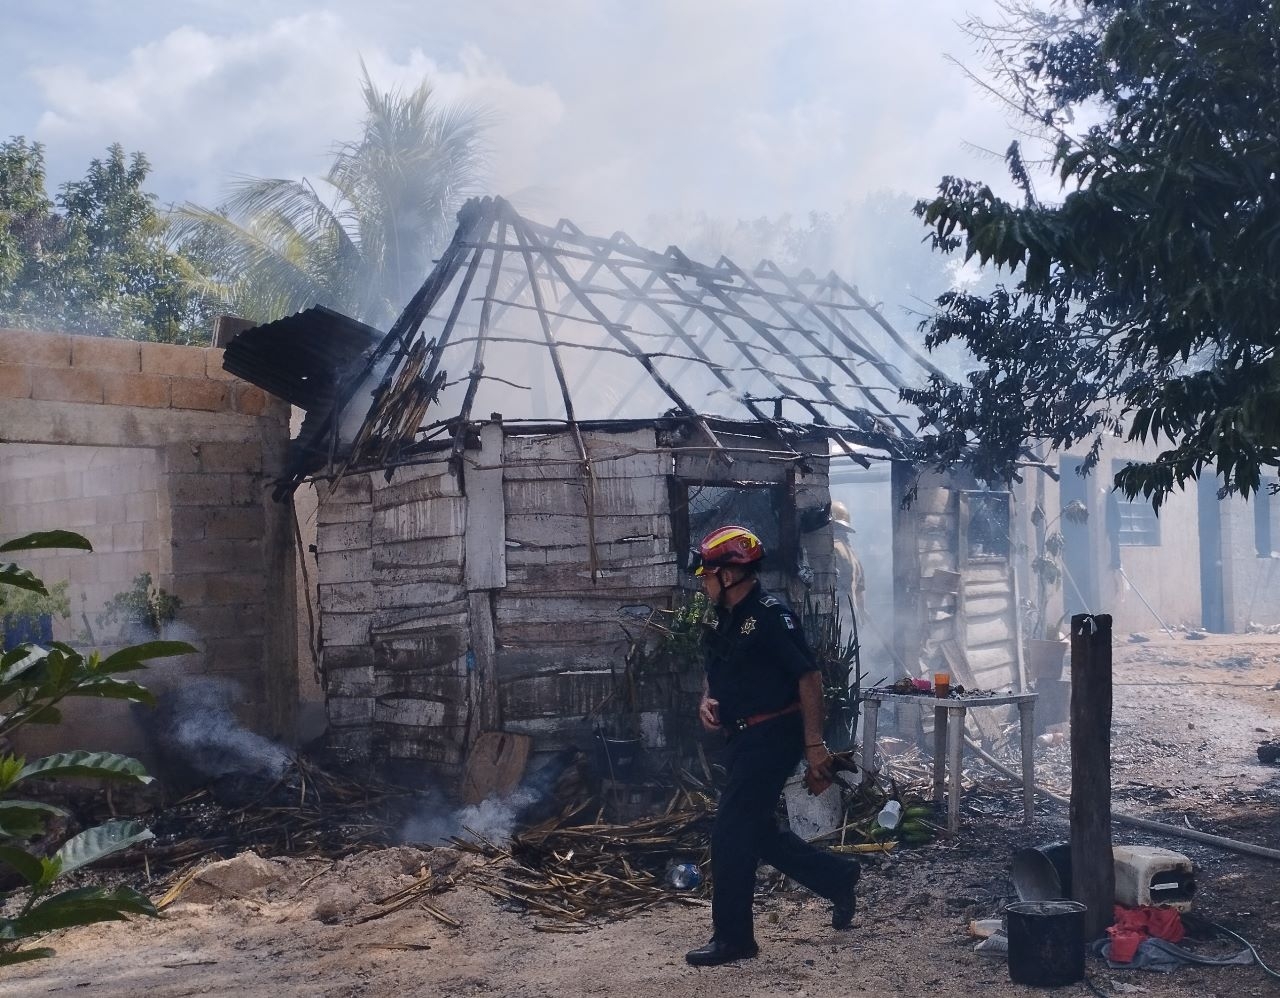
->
xmin=860 ymin=689 xmax=1038 ymax=834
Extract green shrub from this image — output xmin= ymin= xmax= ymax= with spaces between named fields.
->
xmin=0 ymin=530 xmax=195 ymax=965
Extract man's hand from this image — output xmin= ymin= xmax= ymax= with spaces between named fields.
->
xmin=805 ymin=741 xmax=834 ymax=781
xmin=699 ymin=696 xmax=721 ymax=732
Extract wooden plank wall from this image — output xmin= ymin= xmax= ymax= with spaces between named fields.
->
xmin=497 ymin=428 xmax=679 ymax=753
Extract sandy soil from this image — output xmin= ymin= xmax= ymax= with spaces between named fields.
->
xmin=3 ymin=634 xmax=1278 ymax=998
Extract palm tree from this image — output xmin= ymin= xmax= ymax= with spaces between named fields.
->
xmin=175 ymin=68 xmax=490 ymax=328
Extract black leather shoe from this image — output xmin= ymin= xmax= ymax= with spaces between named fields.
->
xmin=685 ymin=940 xmax=759 ymax=966
xmin=831 ymin=864 xmax=860 ymax=930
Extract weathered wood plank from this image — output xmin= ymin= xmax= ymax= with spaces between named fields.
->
xmin=504 ymin=536 xmax=672 ymax=567
xmin=316 ymin=547 xmax=372 ymax=584
xmin=373 ymin=536 xmax=466 ymax=569
xmin=318 ymin=582 xmax=375 ymax=614
xmin=317 ymin=521 xmax=372 ymax=551
xmin=316 ymin=500 xmax=372 ymax=525
xmin=964 ymin=580 xmax=1014 ymax=599
xmin=963 ymin=563 xmax=1010 ymax=584
xmin=371 ymin=564 xmax=464 ymax=586
xmin=374 ymin=632 xmax=468 ymax=672
xmin=965 ymin=595 xmax=1014 ymax=617
xmin=378 ymin=728 xmax=466 ymax=765
xmin=966 ymin=614 xmax=1015 ymax=646
xmin=465 ymin=424 xmax=507 ymax=591
xmin=499 ymin=672 xmax=617 ymax=720
xmin=371 ymin=467 xmax=462 ymax=510
xmin=496 ymin=593 xmax=666 ymax=625
xmin=505 ymin=512 xmax=671 ymax=547
xmin=469 ymin=590 xmax=500 ymax=731
xmin=372 ymin=602 xmax=470 ymax=634
xmin=503 ymin=475 xmax=670 ymax=517
xmin=495 ymin=643 xmax=626 ymax=680
xmin=323 ymin=474 xmax=371 ymax=504
xmin=322 ymin=612 xmax=370 ymax=647
xmin=375 ymin=580 xmax=468 ymax=610
xmin=503 ymin=560 xmax=677 ymax=594
xmin=372 ymin=496 xmax=466 ymax=544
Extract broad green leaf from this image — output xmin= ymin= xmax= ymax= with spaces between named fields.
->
xmin=53 ymin=821 xmax=154 ymax=878
xmin=0 ymin=565 xmax=46 ymax=596
xmin=0 ymin=845 xmax=43 ymax=885
xmin=0 ymin=531 xmax=92 ymax=554
xmin=66 ymin=677 xmax=155 ymax=706
xmin=0 ymin=947 xmax=55 ymax=966
xmin=0 ymin=756 xmax=25 ymax=794
xmin=0 ymin=644 xmax=47 ymax=684
xmin=16 ymin=751 xmax=152 ymax=786
xmin=10 ymin=885 xmax=157 ymax=935
xmin=0 ymin=801 xmax=65 ymax=840
xmin=99 ymin=641 xmax=197 ymax=673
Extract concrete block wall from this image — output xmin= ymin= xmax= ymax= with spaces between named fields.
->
xmin=0 ymin=327 xmax=296 ymax=757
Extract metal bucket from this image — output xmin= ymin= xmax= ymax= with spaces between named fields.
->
xmin=1006 ymin=900 xmax=1087 ymax=987
xmin=593 ymin=734 xmax=642 ymax=782
xmin=1010 ymin=842 xmax=1072 ymax=902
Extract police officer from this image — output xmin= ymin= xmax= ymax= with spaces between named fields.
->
xmin=685 ymin=525 xmax=860 ymax=968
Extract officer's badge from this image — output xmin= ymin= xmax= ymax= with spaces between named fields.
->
xmin=740 ymin=617 xmax=757 ymax=635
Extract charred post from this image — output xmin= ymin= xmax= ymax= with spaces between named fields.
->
xmin=1069 ymin=612 xmax=1113 ymax=942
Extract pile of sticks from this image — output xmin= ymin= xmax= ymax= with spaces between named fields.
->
xmin=123 ymin=757 xmax=414 ymax=875
xmin=458 ymin=791 xmax=716 ymax=927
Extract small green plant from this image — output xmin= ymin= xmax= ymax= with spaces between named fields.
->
xmin=96 ymin=573 xmax=181 ymax=639
xmin=0 ymin=530 xmax=195 ymax=965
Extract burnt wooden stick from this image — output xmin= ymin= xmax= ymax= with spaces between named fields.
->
xmin=1070 ymin=612 xmax=1114 ymax=942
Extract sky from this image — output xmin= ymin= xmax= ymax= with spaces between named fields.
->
xmin=2 ymin=0 xmax=1020 ymax=239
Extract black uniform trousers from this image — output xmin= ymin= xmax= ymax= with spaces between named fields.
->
xmin=711 ymin=712 xmax=856 ymax=947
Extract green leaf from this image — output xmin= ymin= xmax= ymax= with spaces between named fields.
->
xmin=66 ymin=677 xmax=155 ymax=706
xmin=0 ymin=757 xmax=24 ymax=795
xmin=0 ymin=946 xmax=56 ymax=966
xmin=53 ymin=821 xmax=153 ymax=878
xmin=0 ymin=644 xmax=46 ymax=683
xmin=9 ymin=885 xmax=157 ymax=935
xmin=0 ymin=531 xmax=93 ymax=554
xmin=0 ymin=565 xmax=46 ymax=596
xmin=99 ymin=640 xmax=197 ymax=673
xmin=0 ymin=801 xmax=66 ymax=840
xmin=15 ymin=751 xmax=152 ymax=786
xmin=0 ymin=845 xmax=44 ymax=885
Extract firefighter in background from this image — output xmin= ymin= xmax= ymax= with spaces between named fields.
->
xmin=831 ymin=501 xmax=865 ymax=615
xmin=685 ymin=525 xmax=859 ymax=967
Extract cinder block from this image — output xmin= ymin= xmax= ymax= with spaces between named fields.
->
xmin=169 ymin=506 xmax=210 ymax=541
xmin=71 ymin=336 xmax=142 ymax=373
xmin=228 ymin=475 xmax=267 ymax=507
xmin=232 ymin=383 xmax=270 ymax=416
xmin=95 ymin=495 xmax=127 ymax=524
xmin=0 ymin=330 xmax=73 ymax=367
xmin=204 ymin=635 xmax=265 ymax=671
xmin=169 ymin=536 xmax=261 ymax=574
xmin=110 ymin=521 xmax=148 ymax=552
xmin=102 ymin=371 xmax=170 ymax=408
xmin=168 ymin=473 xmax=231 ymax=507
xmin=125 ymin=492 xmax=158 ymax=523
xmin=161 ymin=443 xmax=202 ymax=474
xmin=204 ymin=506 xmax=265 ymax=540
xmin=170 ymin=378 xmax=230 ymax=412
xmin=199 ymin=441 xmax=261 ymax=474
xmin=31 ymin=367 xmax=104 ymax=404
xmin=205 ymin=348 xmax=237 ymax=381
xmin=204 ymin=571 xmax=267 ymax=604
xmin=0 ymin=363 xmax=32 ymax=398
xmin=140 ymin=342 xmax=207 ymax=378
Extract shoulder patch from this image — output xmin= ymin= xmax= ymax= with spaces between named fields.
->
xmin=760 ymin=595 xmax=780 ymax=607
xmin=781 ymin=614 xmax=796 ymax=630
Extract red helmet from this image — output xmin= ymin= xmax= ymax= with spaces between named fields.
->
xmin=694 ymin=525 xmax=765 ymax=576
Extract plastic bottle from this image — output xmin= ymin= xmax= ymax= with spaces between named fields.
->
xmin=875 ymin=800 xmax=902 ymax=830
xmin=666 ymin=862 xmax=704 ymax=890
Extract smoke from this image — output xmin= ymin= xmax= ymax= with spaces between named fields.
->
xmin=157 ymin=676 xmax=291 ymax=781
xmin=401 ymin=787 xmax=538 ymax=847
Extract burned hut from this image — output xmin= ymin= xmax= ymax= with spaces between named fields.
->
xmin=226 ymin=196 xmax=1024 ymax=783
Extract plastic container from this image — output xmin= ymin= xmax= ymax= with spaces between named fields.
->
xmin=665 ymin=862 xmax=703 ymax=890
xmin=1006 ymin=900 xmax=1087 ymax=987
xmin=1010 ymin=842 xmax=1072 ymax=902
xmin=875 ymin=800 xmax=902 ymax=830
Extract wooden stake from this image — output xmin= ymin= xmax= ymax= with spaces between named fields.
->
xmin=1070 ymin=612 xmax=1113 ymax=942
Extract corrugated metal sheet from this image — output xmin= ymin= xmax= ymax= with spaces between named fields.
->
xmin=222 ymin=305 xmax=382 ymax=411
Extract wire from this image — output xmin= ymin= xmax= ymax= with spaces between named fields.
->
xmin=1200 ymin=918 xmax=1280 ymax=981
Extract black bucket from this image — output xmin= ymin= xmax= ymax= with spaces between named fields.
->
xmin=1006 ymin=900 xmax=1087 ymax=987
xmin=1010 ymin=842 xmax=1073 ymax=902
xmin=593 ymin=734 xmax=642 ymax=782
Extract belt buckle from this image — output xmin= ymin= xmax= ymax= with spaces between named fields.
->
xmin=733 ymin=717 xmax=748 ymax=733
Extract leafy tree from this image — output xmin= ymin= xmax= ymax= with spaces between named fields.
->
xmin=905 ymin=0 xmax=1280 ymax=507
xmin=176 ymin=70 xmax=490 ymax=328
xmin=0 ymin=139 xmax=213 ymax=343
xmin=0 ymin=529 xmax=195 ymax=965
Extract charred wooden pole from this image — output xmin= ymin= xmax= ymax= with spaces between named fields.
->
xmin=1070 ymin=612 xmax=1113 ymax=942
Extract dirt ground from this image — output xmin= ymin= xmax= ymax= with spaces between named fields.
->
xmin=3 ymin=634 xmax=1278 ymax=997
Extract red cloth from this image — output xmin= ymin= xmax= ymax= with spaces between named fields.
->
xmin=1107 ymin=905 xmax=1186 ymax=963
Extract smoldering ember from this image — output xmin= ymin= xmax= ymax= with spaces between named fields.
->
xmin=2 ymin=5 xmax=1280 ymax=992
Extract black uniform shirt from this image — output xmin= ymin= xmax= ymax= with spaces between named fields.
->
xmin=703 ymin=583 xmax=817 ymax=727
